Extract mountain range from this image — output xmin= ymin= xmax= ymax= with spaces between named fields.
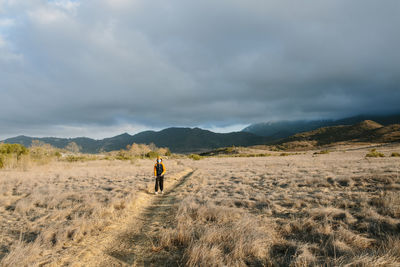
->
xmin=2 ymin=128 xmax=266 ymax=154
xmin=2 ymin=113 xmax=400 ymax=153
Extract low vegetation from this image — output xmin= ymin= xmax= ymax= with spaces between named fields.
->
xmin=107 ymin=143 xmax=171 ymax=161
xmin=188 ymin=154 xmax=202 ymax=160
xmin=313 ymin=150 xmax=330 ymax=155
xmin=366 ymin=148 xmax=385 ymax=158
xmin=0 ymin=142 xmax=174 ymax=169
xmin=0 ymin=143 xmax=28 ymax=169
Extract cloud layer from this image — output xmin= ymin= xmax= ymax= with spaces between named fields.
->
xmin=1 ymin=0 xmax=399 ymax=138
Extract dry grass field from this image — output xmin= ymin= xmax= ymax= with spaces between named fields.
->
xmin=157 ymin=144 xmax=400 ymax=266
xmin=0 ymin=159 xmax=189 ymax=266
xmin=1 ymin=144 xmax=400 ymax=266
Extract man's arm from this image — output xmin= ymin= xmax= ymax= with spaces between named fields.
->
xmin=154 ymin=164 xmax=157 ymax=176
xmin=161 ymin=162 xmax=166 ymax=176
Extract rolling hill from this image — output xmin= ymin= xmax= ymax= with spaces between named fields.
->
xmin=242 ymin=113 xmax=400 ymax=139
xmin=275 ymin=120 xmax=400 ymax=149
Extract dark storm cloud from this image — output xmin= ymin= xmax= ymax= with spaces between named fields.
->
xmin=1 ymin=0 xmax=399 ymax=138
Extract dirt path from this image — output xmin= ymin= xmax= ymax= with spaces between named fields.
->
xmin=105 ymin=170 xmax=195 ymax=266
xmin=66 ymin=169 xmax=195 ymax=267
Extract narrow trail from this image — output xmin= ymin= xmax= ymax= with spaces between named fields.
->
xmin=97 ymin=170 xmax=196 ymax=267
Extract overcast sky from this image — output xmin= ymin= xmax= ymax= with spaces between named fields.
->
xmin=1 ymin=0 xmax=399 ymax=139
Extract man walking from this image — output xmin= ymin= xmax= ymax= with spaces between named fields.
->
xmin=154 ymin=156 xmax=166 ymax=194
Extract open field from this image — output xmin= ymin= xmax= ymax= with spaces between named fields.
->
xmin=1 ymin=144 xmax=400 ymax=266
xmin=0 ymin=159 xmax=189 ymax=266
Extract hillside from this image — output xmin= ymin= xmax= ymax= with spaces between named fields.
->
xmin=243 ymin=113 xmax=400 ymax=138
xmin=275 ymin=120 xmax=400 ymax=149
xmin=2 ymin=128 xmax=267 ymax=154
xmin=242 ymin=120 xmax=331 ymax=138
xmin=129 ymin=127 xmax=266 ymax=153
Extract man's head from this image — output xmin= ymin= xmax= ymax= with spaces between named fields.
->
xmin=157 ymin=156 xmax=162 ymax=163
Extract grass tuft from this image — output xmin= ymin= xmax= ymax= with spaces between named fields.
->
xmin=391 ymin=152 xmax=400 ymax=157
xmin=366 ymin=148 xmax=385 ymax=158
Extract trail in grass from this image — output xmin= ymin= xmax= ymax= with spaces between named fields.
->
xmin=100 ymin=170 xmax=195 ymax=266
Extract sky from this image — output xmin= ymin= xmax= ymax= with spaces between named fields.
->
xmin=1 ymin=0 xmax=399 ymax=140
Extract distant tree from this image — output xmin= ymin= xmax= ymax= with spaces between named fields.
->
xmin=149 ymin=142 xmax=157 ymax=151
xmin=31 ymin=140 xmax=46 ymax=147
xmin=130 ymin=143 xmax=151 ymax=157
xmin=65 ymin=142 xmax=81 ymax=153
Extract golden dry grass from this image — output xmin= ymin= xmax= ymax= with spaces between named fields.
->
xmin=159 ymin=144 xmax=400 ymax=266
xmin=0 ymin=159 xmax=188 ymax=266
xmin=1 ymin=144 xmax=399 ymax=266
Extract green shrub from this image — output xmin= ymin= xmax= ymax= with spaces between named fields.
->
xmin=270 ymin=146 xmax=282 ymax=151
xmin=64 ymin=154 xmax=98 ymax=162
xmin=65 ymin=155 xmax=84 ymax=162
xmin=391 ymin=152 xmax=400 ymax=157
xmin=0 ymin=143 xmax=28 ymax=158
xmin=366 ymin=148 xmax=385 ymax=158
xmin=224 ymin=146 xmax=235 ymax=154
xmin=29 ymin=142 xmax=61 ymax=164
xmin=165 ymin=149 xmax=172 ymax=157
xmin=115 ymin=149 xmax=132 ymax=160
xmin=0 ymin=144 xmax=29 ymax=169
xmin=188 ymin=154 xmax=202 ymax=160
xmin=146 ymin=151 xmax=159 ymax=159
xmin=314 ymin=150 xmax=330 ymax=155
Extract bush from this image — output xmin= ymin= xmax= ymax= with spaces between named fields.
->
xmin=313 ymin=150 xmax=330 ymax=155
xmin=29 ymin=142 xmax=60 ymax=164
xmin=188 ymin=154 xmax=202 ymax=160
xmin=63 ymin=154 xmax=98 ymax=162
xmin=65 ymin=155 xmax=85 ymax=162
xmin=0 ymin=143 xmax=28 ymax=158
xmin=115 ymin=149 xmax=132 ymax=160
xmin=224 ymin=146 xmax=235 ymax=154
xmin=146 ymin=151 xmax=159 ymax=159
xmin=391 ymin=152 xmax=400 ymax=157
xmin=0 ymin=144 xmax=29 ymax=169
xmin=366 ymin=149 xmax=385 ymax=158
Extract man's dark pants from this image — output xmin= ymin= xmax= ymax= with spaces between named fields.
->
xmin=155 ymin=175 xmax=164 ymax=192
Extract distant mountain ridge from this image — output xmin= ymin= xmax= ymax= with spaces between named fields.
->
xmin=2 ymin=128 xmax=267 ymax=154
xmin=3 ymin=113 xmax=400 ymax=153
xmin=242 ymin=113 xmax=400 ymax=139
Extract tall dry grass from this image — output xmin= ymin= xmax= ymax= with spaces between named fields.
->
xmin=158 ymin=145 xmax=400 ymax=266
xmin=0 ymin=159 xmax=187 ymax=266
